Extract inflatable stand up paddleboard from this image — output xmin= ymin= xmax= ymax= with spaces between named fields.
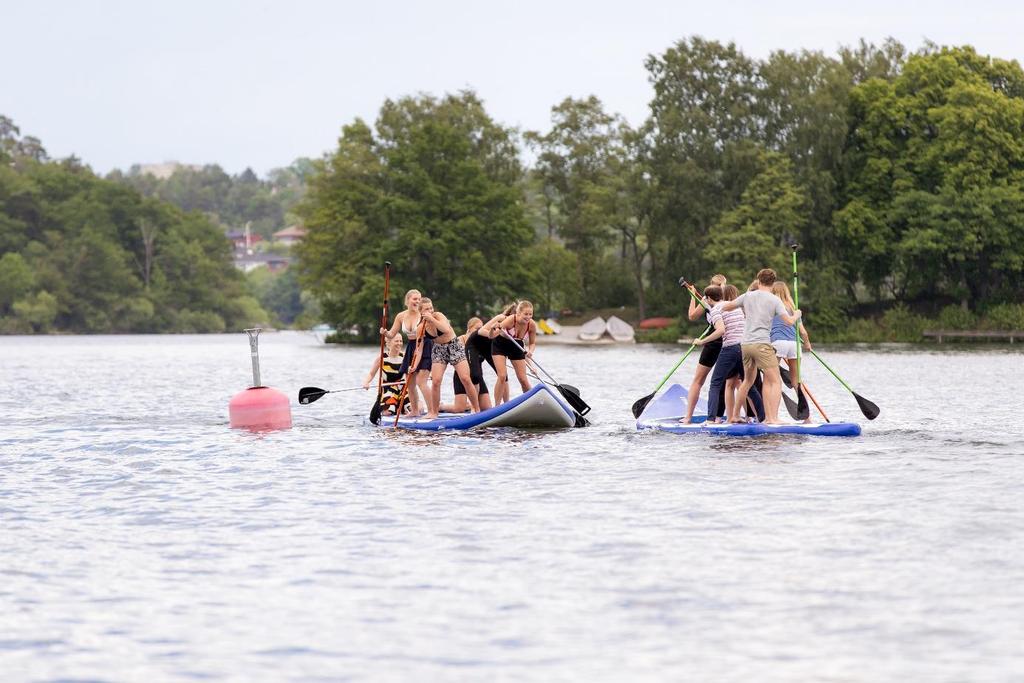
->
xmin=636 ymin=384 xmax=861 ymax=437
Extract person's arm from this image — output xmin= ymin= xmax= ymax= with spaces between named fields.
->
xmin=799 ymin=321 xmax=811 ymax=350
xmin=477 ymin=314 xmax=502 ymax=337
xmin=432 ymin=312 xmax=454 ymax=337
xmin=687 ymin=292 xmax=704 ymax=321
xmin=778 ymin=308 xmax=802 ymax=326
xmin=720 ymin=293 xmax=745 ymax=313
xmin=525 ymin=321 xmax=537 ymax=357
xmin=695 ymin=319 xmax=725 ymax=346
xmin=382 ymin=312 xmax=404 ymax=340
xmin=363 ymin=355 xmax=383 ymax=388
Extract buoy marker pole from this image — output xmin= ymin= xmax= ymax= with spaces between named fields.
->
xmin=245 ymin=327 xmax=262 ymax=388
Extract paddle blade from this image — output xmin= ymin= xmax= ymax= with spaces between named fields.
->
xmin=556 ymin=385 xmax=591 ymax=416
xmin=855 ymin=393 xmax=880 ymax=420
xmin=781 ymin=391 xmax=801 ymax=421
xmin=369 ymin=393 xmax=384 ymax=425
xmin=631 ymin=392 xmax=654 ymax=418
xmin=298 ymin=387 xmax=327 ymax=405
xmin=795 ymin=387 xmax=810 ymax=420
xmin=779 ymin=366 xmax=794 ymax=389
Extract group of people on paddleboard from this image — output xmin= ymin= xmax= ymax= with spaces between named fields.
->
xmin=358 ymin=265 xmax=814 ymax=425
xmin=364 ymin=289 xmax=538 ymax=419
xmin=682 ymin=267 xmax=810 ymax=425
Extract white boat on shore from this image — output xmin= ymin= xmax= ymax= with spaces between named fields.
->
xmin=310 ymin=323 xmax=336 ymax=343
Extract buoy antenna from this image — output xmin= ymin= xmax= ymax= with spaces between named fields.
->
xmin=244 ymin=328 xmax=262 ymax=388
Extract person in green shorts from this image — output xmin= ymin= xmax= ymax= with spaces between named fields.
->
xmin=719 ymin=268 xmax=802 ymax=424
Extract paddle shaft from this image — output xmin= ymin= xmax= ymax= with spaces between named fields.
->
xmin=801 ymin=381 xmax=830 ymax=423
xmin=791 ymin=246 xmax=802 ymax=394
xmin=393 ymin=320 xmax=427 ymax=426
xmin=649 ymin=322 xmax=713 ymax=396
xmin=807 ymin=348 xmax=854 ymax=394
xmin=375 ymin=262 xmax=392 ymax=408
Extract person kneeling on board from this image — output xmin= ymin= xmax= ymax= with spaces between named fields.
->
xmin=440 ymin=317 xmax=494 ymax=413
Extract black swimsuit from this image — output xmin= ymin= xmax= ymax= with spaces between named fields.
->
xmin=490 ymin=318 xmax=530 ymax=362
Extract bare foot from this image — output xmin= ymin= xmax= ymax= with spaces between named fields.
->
xmin=678 ymin=418 xmax=692 ymax=424
xmin=423 ymin=413 xmax=439 ymax=420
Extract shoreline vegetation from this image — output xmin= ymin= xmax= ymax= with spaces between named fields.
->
xmin=3 ymin=37 xmax=1023 ymax=339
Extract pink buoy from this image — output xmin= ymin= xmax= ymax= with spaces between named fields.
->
xmin=229 ymin=386 xmax=292 ymax=431
xmin=228 ymin=328 xmax=292 ymax=431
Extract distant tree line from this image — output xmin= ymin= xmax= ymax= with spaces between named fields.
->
xmin=298 ymin=38 xmax=1024 ymax=337
xmin=109 ymin=159 xmax=313 ymax=240
xmin=0 ymin=117 xmax=269 ymax=333
xmin=5 ymin=37 xmax=1024 ymax=338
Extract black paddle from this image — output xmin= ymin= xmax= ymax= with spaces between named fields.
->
xmin=502 ymin=332 xmax=591 ymax=422
xmin=776 ymin=365 xmax=810 ymax=420
xmin=300 ymin=382 xmax=403 ymax=405
xmin=808 ymin=348 xmax=880 ymax=420
xmin=369 ymin=261 xmax=392 ymax=425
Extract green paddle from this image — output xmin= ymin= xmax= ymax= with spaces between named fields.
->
xmin=790 ymin=245 xmax=810 ymax=421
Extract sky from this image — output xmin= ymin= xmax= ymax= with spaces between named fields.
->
xmin=3 ymin=0 xmax=1022 ymax=176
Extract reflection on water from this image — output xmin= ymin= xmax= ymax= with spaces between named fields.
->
xmin=1 ymin=333 xmax=1023 ymax=681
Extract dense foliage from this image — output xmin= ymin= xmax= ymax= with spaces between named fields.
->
xmin=6 ymin=37 xmax=1024 ymax=339
xmin=295 ymin=92 xmax=533 ymax=331
xmin=0 ymin=117 xmax=269 ymax=333
xmin=110 ymin=160 xmax=312 ymax=240
xmin=299 ymin=39 xmax=1024 ymax=337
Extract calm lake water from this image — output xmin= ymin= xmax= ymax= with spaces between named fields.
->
xmin=2 ymin=333 xmax=1022 ymax=682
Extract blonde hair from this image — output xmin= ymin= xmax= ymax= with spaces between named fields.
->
xmin=771 ymin=281 xmax=795 ymax=312
xmin=710 ymin=274 xmax=727 ymax=287
xmin=418 ymin=296 xmax=432 ymax=308
xmin=466 ymin=317 xmax=482 ymax=334
xmin=516 ymin=300 xmax=534 ymax=313
xmin=501 ymin=302 xmax=518 ymax=316
xmin=748 ymin=279 xmax=759 ymax=292
xmin=404 ymin=289 xmax=421 ymax=306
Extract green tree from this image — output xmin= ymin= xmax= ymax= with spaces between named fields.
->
xmin=297 ymin=92 xmax=532 ymax=331
xmin=836 ymin=46 xmax=1024 ymax=307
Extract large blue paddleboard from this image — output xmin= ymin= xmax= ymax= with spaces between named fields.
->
xmin=636 ymin=383 xmax=861 ymax=437
xmin=384 ymin=382 xmax=580 ymax=431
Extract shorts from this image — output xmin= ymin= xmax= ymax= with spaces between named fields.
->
xmin=398 ymin=337 xmax=433 ymax=375
xmin=742 ymin=343 xmax=778 ymax=373
xmin=491 ymin=334 xmax=526 ymax=361
xmin=698 ymin=338 xmax=723 ymax=367
xmin=772 ymin=340 xmax=798 ymax=360
xmin=431 ymin=339 xmax=467 ymax=366
xmin=454 ymin=373 xmax=489 ymax=396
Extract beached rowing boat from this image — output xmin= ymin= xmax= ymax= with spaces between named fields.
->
xmin=636 ymin=383 xmax=861 ymax=437
xmin=384 ymin=382 xmax=581 ymax=431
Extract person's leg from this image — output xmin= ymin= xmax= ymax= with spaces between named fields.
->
xmin=492 ymin=353 xmax=508 ymax=406
xmin=684 ymin=364 xmax=712 ymax=422
xmin=724 ymin=377 xmax=738 ymax=422
xmin=441 ymin=394 xmax=470 ymax=413
xmin=413 ymin=370 xmax=430 ymax=414
xmin=703 ymin=357 xmax=730 ymax=423
xmin=453 ymin=360 xmax=481 ymax=412
xmin=477 ymin=386 xmax=492 ymax=410
xmin=426 ymin=363 xmax=445 ymax=418
xmin=731 ymin=347 xmax=758 ymax=423
xmin=512 ymin=359 xmax=531 ymax=393
xmin=761 ymin=364 xmax=783 ymax=423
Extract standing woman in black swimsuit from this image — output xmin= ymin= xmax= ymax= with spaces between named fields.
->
xmin=419 ymin=298 xmax=480 ymax=419
xmin=490 ymin=300 xmax=538 ymax=405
